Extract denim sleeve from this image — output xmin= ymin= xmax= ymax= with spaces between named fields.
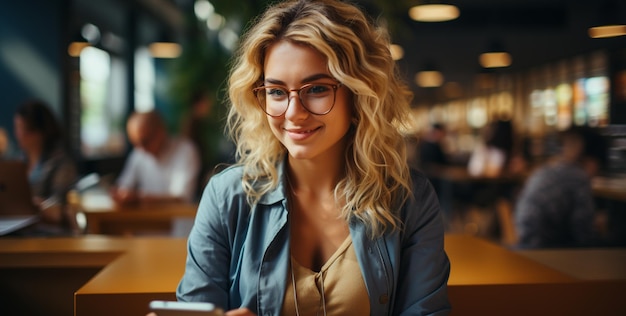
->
xmin=394 ymin=172 xmax=451 ymax=315
xmin=176 ymin=175 xmax=231 ymax=309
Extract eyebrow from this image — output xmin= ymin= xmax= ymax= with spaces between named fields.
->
xmin=264 ymin=73 xmax=335 ymax=85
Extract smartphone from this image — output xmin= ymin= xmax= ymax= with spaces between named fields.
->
xmin=149 ymin=300 xmax=224 ymax=316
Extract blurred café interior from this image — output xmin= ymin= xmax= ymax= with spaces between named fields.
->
xmin=1 ymin=0 xmax=626 ymax=315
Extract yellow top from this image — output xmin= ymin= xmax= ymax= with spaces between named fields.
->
xmin=281 ymin=236 xmax=370 ymax=316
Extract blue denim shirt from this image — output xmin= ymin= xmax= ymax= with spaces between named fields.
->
xmin=177 ymin=162 xmax=450 ymax=315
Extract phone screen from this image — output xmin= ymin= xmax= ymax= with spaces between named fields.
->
xmin=149 ymin=300 xmax=224 ymax=316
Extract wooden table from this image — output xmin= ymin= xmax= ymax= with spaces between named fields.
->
xmin=447 ymin=237 xmax=626 ymax=315
xmin=80 ymin=190 xmax=198 ymax=235
xmin=517 ymin=248 xmax=626 ymax=281
xmin=3 ymin=234 xmax=625 ymax=316
xmin=0 ymin=236 xmax=183 ymax=316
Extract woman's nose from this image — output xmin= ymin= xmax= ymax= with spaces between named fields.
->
xmin=284 ymin=92 xmax=309 ymax=119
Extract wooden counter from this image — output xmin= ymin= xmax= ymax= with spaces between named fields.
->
xmin=80 ymin=191 xmax=197 ymax=235
xmin=1 ymin=235 xmax=625 ymax=316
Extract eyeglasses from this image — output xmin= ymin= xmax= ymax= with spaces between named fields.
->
xmin=253 ymin=82 xmax=342 ymax=117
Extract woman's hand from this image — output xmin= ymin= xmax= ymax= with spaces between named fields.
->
xmin=35 ymin=197 xmax=63 ymax=224
xmin=110 ymin=187 xmax=139 ymax=206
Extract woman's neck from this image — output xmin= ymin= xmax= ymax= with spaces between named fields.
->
xmin=287 ymin=157 xmax=344 ymax=196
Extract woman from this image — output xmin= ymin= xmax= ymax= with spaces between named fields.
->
xmin=14 ymin=99 xmax=78 ymax=235
xmin=175 ymin=1 xmax=450 ymax=315
xmin=467 ymin=119 xmax=514 ymax=178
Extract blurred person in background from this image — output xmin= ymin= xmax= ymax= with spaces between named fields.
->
xmin=466 ymin=119 xmax=528 ymax=205
xmin=458 ymin=119 xmax=527 ymax=240
xmin=468 ymin=119 xmax=514 ymax=178
xmin=111 ymin=110 xmax=201 ymax=205
xmin=418 ymin=123 xmax=450 ymax=172
xmin=416 ymin=123 xmax=452 ymax=216
xmin=514 ymin=126 xmax=609 ymax=248
xmin=13 ymin=99 xmax=79 ymax=235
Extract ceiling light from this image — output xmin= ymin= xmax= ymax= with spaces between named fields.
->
xmin=390 ymin=44 xmax=404 ymax=60
xmin=479 ymin=52 xmax=512 ymax=68
xmin=415 ymin=70 xmax=444 ymax=88
xmin=409 ymin=3 xmax=460 ymax=22
xmin=588 ymin=0 xmax=626 ymax=38
xmin=148 ymin=42 xmax=182 ymax=58
xmin=588 ymin=25 xmax=626 ymax=38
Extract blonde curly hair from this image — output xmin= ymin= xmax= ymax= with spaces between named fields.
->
xmin=226 ymin=0 xmax=414 ymax=236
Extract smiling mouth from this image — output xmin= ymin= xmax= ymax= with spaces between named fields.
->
xmin=286 ymin=127 xmax=321 ymax=134
xmin=285 ymin=126 xmax=322 ymax=140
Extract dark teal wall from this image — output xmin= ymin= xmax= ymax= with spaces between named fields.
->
xmin=0 ymin=0 xmax=65 ymax=148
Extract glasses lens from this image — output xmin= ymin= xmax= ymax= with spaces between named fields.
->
xmin=299 ymin=84 xmax=336 ymax=115
xmin=255 ymin=83 xmax=338 ymax=116
xmin=255 ymin=86 xmax=286 ymax=116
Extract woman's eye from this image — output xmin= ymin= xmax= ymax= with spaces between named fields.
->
xmin=267 ymin=88 xmax=287 ymax=97
xmin=306 ymin=85 xmax=330 ymax=94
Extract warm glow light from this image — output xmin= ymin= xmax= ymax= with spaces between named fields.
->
xmin=68 ymin=42 xmax=90 ymax=57
xmin=390 ymin=44 xmax=404 ymax=60
xmin=409 ymin=4 xmax=460 ymax=22
xmin=148 ymin=42 xmax=182 ymax=58
xmin=415 ymin=71 xmax=444 ymax=87
xmin=588 ymin=25 xmax=626 ymax=38
xmin=479 ymin=52 xmax=512 ymax=68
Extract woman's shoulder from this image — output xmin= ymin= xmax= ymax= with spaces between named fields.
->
xmin=408 ymin=167 xmax=431 ymax=191
xmin=217 ymin=163 xmax=242 ymax=174
xmin=206 ymin=164 xmax=244 ymax=190
xmin=399 ymin=167 xmax=440 ymax=223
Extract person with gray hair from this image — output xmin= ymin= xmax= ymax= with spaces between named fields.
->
xmin=111 ymin=110 xmax=201 ymax=205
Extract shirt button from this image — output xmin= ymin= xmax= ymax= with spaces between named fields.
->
xmin=379 ymin=294 xmax=389 ymax=304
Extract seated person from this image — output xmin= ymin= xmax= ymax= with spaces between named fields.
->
xmin=111 ymin=110 xmax=201 ymax=205
xmin=13 ymin=99 xmax=79 ymax=235
xmin=514 ymin=126 xmax=608 ymax=248
xmin=467 ymin=120 xmax=514 ymax=178
xmin=418 ymin=123 xmax=449 ymax=172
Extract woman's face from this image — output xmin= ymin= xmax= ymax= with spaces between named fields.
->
xmin=262 ymin=40 xmax=353 ymax=162
xmin=13 ymin=115 xmax=38 ymax=152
